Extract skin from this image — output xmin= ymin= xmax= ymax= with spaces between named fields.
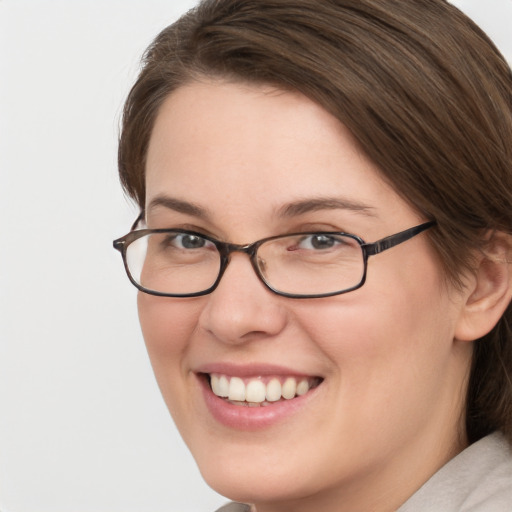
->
xmin=139 ymin=80 xmax=476 ymax=512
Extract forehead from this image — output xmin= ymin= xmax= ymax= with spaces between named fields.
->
xmin=145 ymin=80 xmax=414 ymax=233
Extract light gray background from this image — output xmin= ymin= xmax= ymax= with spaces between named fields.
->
xmin=0 ymin=1 xmax=510 ymax=511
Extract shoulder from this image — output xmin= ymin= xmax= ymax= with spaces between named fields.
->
xmin=398 ymin=432 xmax=512 ymax=512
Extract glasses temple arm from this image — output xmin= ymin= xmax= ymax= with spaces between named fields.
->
xmin=364 ymin=221 xmax=436 ymax=256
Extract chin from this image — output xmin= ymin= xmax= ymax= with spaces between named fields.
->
xmin=199 ymin=461 xmax=308 ymax=506
xmin=186 ymin=430 xmax=340 ymax=507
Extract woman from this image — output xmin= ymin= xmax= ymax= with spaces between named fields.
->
xmin=113 ymin=1 xmax=512 ymax=510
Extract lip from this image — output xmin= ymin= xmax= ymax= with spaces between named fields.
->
xmin=196 ymin=362 xmax=315 ymax=379
xmin=195 ymin=363 xmax=323 ymax=431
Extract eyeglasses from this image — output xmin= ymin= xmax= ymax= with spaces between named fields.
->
xmin=113 ymin=217 xmax=435 ymax=299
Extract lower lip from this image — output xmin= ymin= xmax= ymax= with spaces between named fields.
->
xmin=198 ymin=375 xmax=320 ymax=431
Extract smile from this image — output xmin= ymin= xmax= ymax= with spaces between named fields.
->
xmin=208 ymin=374 xmax=322 ymax=406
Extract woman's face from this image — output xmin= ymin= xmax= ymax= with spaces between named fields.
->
xmin=140 ymin=81 xmax=473 ymax=511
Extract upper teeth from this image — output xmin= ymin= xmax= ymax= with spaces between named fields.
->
xmin=210 ymin=374 xmax=313 ymax=403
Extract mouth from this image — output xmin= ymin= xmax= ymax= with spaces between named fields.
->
xmin=204 ymin=373 xmax=323 ymax=407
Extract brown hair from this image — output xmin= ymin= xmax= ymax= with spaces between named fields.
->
xmin=118 ymin=0 xmax=512 ymax=444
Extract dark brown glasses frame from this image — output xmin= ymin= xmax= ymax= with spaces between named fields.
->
xmin=113 ymin=216 xmax=435 ymax=299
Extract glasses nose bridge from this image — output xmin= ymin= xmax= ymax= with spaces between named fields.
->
xmin=218 ymin=240 xmax=263 ymax=280
xmin=221 ymin=240 xmax=260 ymax=261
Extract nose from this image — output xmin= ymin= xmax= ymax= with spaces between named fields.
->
xmin=198 ymin=252 xmax=288 ymax=345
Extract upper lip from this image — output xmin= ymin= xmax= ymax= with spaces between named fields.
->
xmin=194 ymin=362 xmax=320 ymax=379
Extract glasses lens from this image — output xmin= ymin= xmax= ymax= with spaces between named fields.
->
xmin=257 ymin=233 xmax=364 ymax=296
xmin=125 ymin=231 xmax=221 ymax=295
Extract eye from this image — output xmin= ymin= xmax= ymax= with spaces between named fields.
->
xmin=171 ymin=233 xmax=212 ymax=249
xmin=156 ymin=232 xmax=215 ymax=252
xmin=296 ymin=234 xmax=339 ymax=250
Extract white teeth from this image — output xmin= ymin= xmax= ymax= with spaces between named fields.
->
xmin=282 ymin=377 xmax=297 ymax=399
xmin=211 ymin=374 xmax=229 ymax=397
xmin=266 ymin=378 xmax=282 ymax=402
xmin=297 ymin=379 xmax=309 ymax=396
xmin=246 ymin=379 xmax=266 ymax=403
xmin=218 ymin=375 xmax=229 ymax=397
xmin=228 ymin=377 xmax=245 ymax=401
xmin=209 ymin=374 xmax=317 ymax=404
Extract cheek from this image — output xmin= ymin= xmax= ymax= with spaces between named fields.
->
xmin=301 ymin=277 xmax=451 ymax=361
xmin=137 ymin=293 xmax=201 ymax=388
xmin=295 ymin=257 xmax=459 ymax=425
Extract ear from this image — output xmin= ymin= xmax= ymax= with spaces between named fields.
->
xmin=454 ymin=233 xmax=512 ymax=342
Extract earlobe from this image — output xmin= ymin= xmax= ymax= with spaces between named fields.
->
xmin=454 ymin=233 xmax=512 ymax=342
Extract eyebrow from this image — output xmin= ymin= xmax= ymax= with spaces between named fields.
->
xmin=147 ymin=195 xmax=210 ymax=219
xmin=147 ymin=194 xmax=377 ymax=221
xmin=277 ymin=197 xmax=377 ymax=218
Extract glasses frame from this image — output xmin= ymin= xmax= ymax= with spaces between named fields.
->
xmin=113 ymin=215 xmax=435 ymax=299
